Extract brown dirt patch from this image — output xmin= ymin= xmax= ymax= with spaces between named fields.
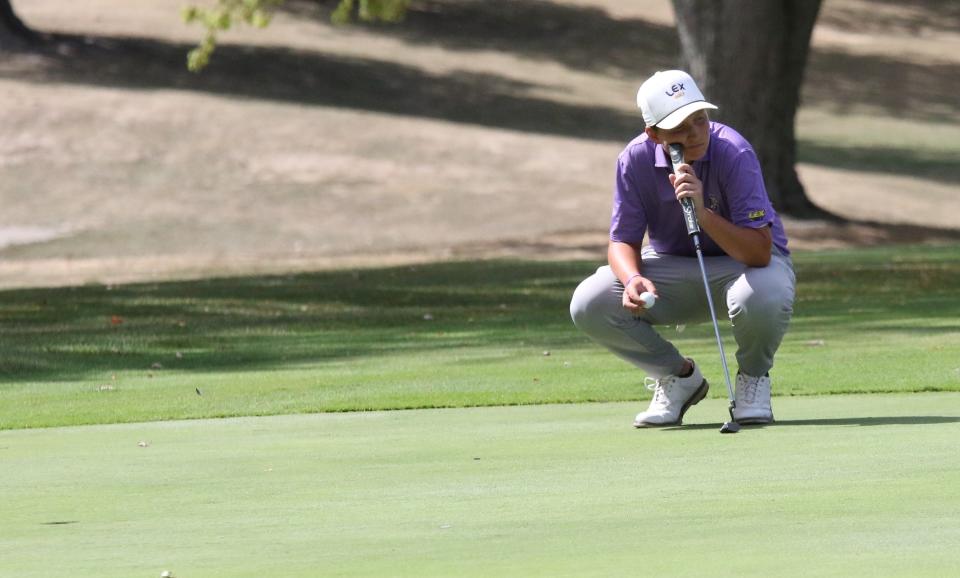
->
xmin=1 ymin=0 xmax=958 ymax=288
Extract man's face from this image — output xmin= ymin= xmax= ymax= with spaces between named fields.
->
xmin=647 ymin=111 xmax=711 ymax=161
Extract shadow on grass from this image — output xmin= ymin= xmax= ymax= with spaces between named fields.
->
xmin=772 ymin=416 xmax=960 ymax=427
xmin=2 ymin=247 xmax=960 ymax=384
xmin=0 ymin=258 xmax=952 ymax=380
xmin=670 ymin=415 xmax=960 ymax=431
xmin=0 ymin=260 xmax=597 ymax=383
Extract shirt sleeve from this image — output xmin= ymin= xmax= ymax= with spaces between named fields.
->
xmin=723 ymin=147 xmax=776 ymax=229
xmin=609 ymin=154 xmax=648 ymax=243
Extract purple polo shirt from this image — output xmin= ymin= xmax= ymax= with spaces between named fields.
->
xmin=610 ymin=122 xmax=790 ymax=257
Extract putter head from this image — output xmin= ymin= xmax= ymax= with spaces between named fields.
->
xmin=719 ymin=403 xmax=740 ymax=433
xmin=719 ymin=421 xmax=740 ymax=434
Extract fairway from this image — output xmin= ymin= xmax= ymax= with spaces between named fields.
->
xmin=4 ymin=2 xmax=960 ymax=576
xmin=3 ymin=393 xmax=959 ymax=577
xmin=3 ymin=246 xmax=960 ymax=430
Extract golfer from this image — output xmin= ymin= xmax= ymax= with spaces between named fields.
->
xmin=570 ymin=70 xmax=795 ymax=427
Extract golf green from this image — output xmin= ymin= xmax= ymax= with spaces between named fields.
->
xmin=3 ymin=393 xmax=959 ymax=577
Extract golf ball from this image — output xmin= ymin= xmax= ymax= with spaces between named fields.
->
xmin=639 ymin=291 xmax=656 ymax=308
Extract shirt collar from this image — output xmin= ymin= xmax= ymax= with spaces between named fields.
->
xmin=653 ymin=144 xmax=670 ymax=168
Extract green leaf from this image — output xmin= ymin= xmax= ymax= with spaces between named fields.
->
xmin=332 ymin=0 xmax=355 ymax=25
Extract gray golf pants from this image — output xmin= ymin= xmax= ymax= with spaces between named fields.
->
xmin=569 ymin=246 xmax=795 ymax=379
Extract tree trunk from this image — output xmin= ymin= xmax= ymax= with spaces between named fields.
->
xmin=0 ymin=0 xmax=38 ymax=49
xmin=671 ymin=0 xmax=828 ymax=218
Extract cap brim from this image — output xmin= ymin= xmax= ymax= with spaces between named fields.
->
xmin=654 ymin=101 xmax=718 ymax=129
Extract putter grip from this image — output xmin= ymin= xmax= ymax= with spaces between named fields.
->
xmin=668 ymin=143 xmax=701 ymax=237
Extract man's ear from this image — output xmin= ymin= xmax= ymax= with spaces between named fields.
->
xmin=644 ymin=126 xmax=661 ymax=144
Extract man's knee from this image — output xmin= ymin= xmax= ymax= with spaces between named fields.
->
xmin=570 ymin=278 xmax=603 ymax=330
xmin=728 ymin=277 xmax=794 ymax=323
xmin=569 ymin=285 xmax=588 ymax=329
xmin=570 ymin=272 xmax=621 ymax=333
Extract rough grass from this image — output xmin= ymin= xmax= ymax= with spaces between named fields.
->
xmin=2 ymin=244 xmax=959 ymax=430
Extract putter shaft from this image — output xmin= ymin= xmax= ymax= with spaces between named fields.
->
xmin=668 ymin=142 xmax=739 ymax=431
xmin=691 ymin=233 xmax=737 ymax=408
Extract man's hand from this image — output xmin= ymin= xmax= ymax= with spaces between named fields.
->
xmin=669 ymin=163 xmax=705 ymax=216
xmin=623 ymin=274 xmax=658 ymax=315
xmin=608 ymin=240 xmax=658 ymax=314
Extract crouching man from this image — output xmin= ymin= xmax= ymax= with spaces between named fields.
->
xmin=570 ymin=70 xmax=795 ymax=427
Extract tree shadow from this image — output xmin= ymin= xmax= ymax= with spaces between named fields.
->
xmin=0 ymin=31 xmax=638 ymax=142
xmin=299 ymin=0 xmax=680 ymax=76
xmin=817 ymin=0 xmax=960 ymax=36
xmin=803 ymin=48 xmax=960 ymax=123
xmin=798 ymin=141 xmax=960 ymax=185
xmin=3 ymin=252 xmax=960 ymax=385
xmin=0 ymin=260 xmax=593 ymax=383
xmin=300 ymin=0 xmax=960 ymax=123
xmin=0 ymin=0 xmax=956 ymax=175
xmin=782 ymin=219 xmax=960 ymax=248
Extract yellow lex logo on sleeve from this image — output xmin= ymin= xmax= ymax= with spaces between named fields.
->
xmin=748 ymin=209 xmax=766 ymax=221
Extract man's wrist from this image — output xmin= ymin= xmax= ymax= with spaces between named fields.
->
xmin=625 ymin=272 xmax=643 ymax=286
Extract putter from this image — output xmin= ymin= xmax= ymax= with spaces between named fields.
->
xmin=668 ymin=143 xmax=740 ymax=434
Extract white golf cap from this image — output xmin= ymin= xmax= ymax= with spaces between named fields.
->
xmin=636 ymin=70 xmax=717 ymax=129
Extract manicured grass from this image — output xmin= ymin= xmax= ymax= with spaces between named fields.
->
xmin=2 ymin=244 xmax=960 ymax=429
xmin=2 ymin=394 xmax=959 ymax=577
xmin=3 ymin=246 xmax=959 ymax=576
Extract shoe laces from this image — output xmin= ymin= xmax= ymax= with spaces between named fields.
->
xmin=739 ymin=374 xmax=761 ymax=404
xmin=645 ymin=375 xmax=677 ymax=407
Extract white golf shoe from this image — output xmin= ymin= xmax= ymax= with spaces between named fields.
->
xmin=633 ymin=359 xmax=709 ymax=427
xmin=733 ymin=372 xmax=774 ymax=424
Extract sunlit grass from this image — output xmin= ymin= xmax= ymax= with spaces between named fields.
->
xmin=2 ymin=244 xmax=959 ymax=429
